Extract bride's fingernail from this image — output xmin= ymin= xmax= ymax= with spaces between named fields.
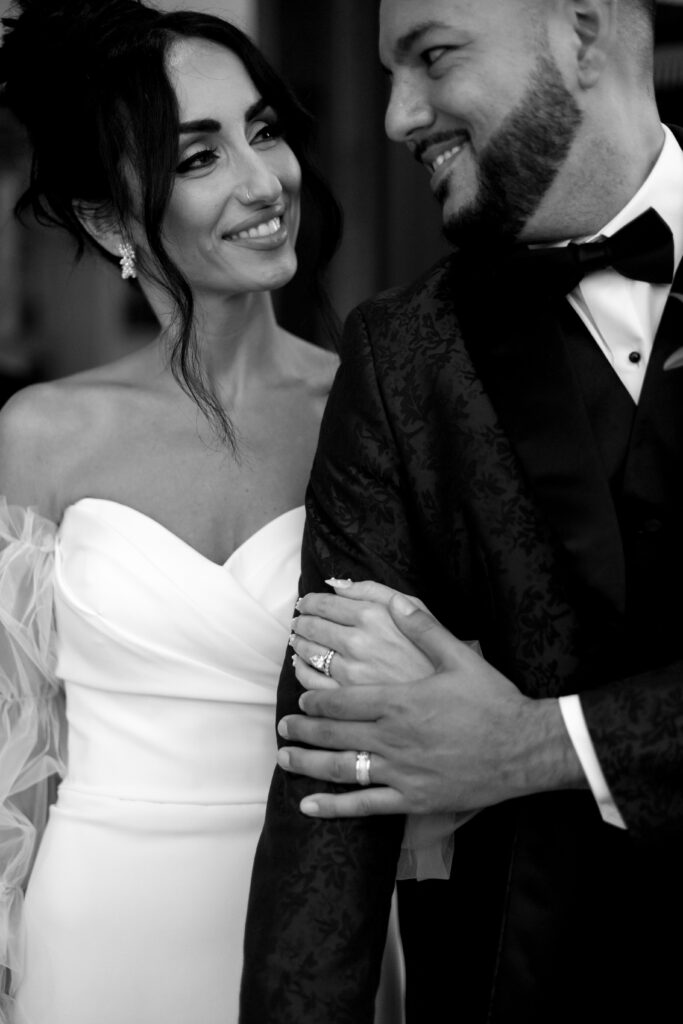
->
xmin=295 ymin=597 xmax=303 ymax=611
xmin=278 ymin=718 xmax=289 ymax=738
xmin=325 ymin=577 xmax=353 ymax=589
xmin=288 ymin=632 xmax=297 ymax=648
xmin=300 ymin=799 xmax=320 ymax=816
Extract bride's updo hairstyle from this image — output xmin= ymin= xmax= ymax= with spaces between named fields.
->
xmin=0 ymin=0 xmax=341 ymax=446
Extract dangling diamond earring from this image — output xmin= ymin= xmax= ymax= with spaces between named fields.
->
xmin=118 ymin=241 xmax=137 ymax=280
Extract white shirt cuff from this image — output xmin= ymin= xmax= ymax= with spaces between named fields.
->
xmin=558 ymin=694 xmax=627 ymax=829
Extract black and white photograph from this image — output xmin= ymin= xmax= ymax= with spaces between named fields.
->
xmin=1 ymin=1 xmax=682 ymax=1022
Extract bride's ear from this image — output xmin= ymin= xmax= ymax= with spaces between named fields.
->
xmin=73 ymin=201 xmax=131 ymax=261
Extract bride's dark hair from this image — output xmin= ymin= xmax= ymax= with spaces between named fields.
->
xmin=0 ymin=0 xmax=342 ymax=447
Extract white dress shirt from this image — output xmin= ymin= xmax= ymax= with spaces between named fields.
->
xmin=557 ymin=125 xmax=683 ymax=828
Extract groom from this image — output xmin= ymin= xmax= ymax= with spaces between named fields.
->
xmin=241 ymin=0 xmax=683 ymax=1021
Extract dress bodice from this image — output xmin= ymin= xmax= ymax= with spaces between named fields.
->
xmin=53 ymin=499 xmax=304 ymax=804
xmin=0 ymin=498 xmax=306 ymax=1024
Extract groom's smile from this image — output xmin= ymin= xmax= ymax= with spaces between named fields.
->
xmin=379 ymin=0 xmax=585 ymax=247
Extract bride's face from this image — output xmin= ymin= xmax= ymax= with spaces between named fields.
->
xmin=158 ymin=37 xmax=301 ymax=299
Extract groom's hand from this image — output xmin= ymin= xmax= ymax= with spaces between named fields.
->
xmin=277 ymin=594 xmax=585 ymax=817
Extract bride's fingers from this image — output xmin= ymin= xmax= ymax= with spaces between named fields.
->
xmin=325 ymin=579 xmax=400 ymax=606
xmin=293 ymin=654 xmax=341 ymax=691
xmin=291 ymin=612 xmax=349 ymax=652
xmin=296 ymin=592 xmax=367 ymax=626
xmin=326 ymin=579 xmax=429 ymax=613
xmin=289 ymin=631 xmax=341 ymax=670
xmin=289 ymin=627 xmax=347 ymax=685
xmin=294 ymin=603 xmax=404 ymax=652
xmin=297 ymin=585 xmax=428 ymax=623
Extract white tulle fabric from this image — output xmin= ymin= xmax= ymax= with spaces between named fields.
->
xmin=0 ymin=501 xmax=66 ymax=1024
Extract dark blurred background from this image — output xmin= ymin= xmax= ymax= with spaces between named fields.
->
xmin=1 ymin=0 xmax=683 ymax=402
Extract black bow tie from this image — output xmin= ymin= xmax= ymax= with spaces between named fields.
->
xmin=503 ymin=207 xmax=674 ymax=297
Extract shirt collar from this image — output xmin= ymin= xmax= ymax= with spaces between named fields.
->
xmin=591 ymin=124 xmax=683 ymax=269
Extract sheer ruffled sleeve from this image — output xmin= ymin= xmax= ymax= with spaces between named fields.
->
xmin=0 ymin=499 xmax=66 ymax=1022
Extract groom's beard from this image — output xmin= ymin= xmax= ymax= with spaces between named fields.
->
xmin=440 ymin=52 xmax=583 ymax=251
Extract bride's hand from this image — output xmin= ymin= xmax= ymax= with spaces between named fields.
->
xmin=289 ymin=579 xmax=434 ymax=691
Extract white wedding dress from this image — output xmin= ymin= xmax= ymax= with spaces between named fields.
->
xmin=0 ymin=498 xmax=322 ymax=1024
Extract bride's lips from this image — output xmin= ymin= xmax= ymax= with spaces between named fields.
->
xmin=222 ymin=207 xmax=289 ymax=251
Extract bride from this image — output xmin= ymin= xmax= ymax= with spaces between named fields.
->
xmin=0 ymin=2 xmax=428 ymax=1021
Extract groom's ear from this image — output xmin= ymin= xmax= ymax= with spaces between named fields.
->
xmin=558 ymin=0 xmax=618 ymax=89
xmin=73 ymin=200 xmax=129 ymax=260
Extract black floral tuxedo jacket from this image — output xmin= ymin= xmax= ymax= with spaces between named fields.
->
xmin=241 ymin=236 xmax=683 ymax=1023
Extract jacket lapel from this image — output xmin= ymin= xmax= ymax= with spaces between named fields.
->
xmin=449 ymin=252 xmax=626 ymax=616
xmin=628 ymin=256 xmax=683 ymax=506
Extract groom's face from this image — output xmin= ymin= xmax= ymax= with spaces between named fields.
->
xmin=379 ymin=0 xmax=584 ymax=247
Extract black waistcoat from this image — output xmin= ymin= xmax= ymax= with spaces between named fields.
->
xmin=557 ymin=287 xmax=683 ymax=674
xmin=455 ymin=256 xmax=683 ymax=688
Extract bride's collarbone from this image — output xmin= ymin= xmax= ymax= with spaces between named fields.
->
xmin=58 ymin=426 xmax=308 ymax=563
xmin=5 ymin=368 xmax=314 ymax=538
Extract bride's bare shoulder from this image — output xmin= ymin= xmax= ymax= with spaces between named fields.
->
xmin=0 ymin=352 xmax=153 ymax=516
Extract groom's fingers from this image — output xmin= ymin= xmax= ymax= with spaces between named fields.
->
xmin=299 ymin=786 xmax=405 ymax=818
xmin=297 ymin=683 xmax=397 ymax=720
xmin=389 ymin=594 xmax=470 ymax=669
xmin=278 ymin=711 xmax=377 ymax=751
xmin=277 ymin=746 xmax=387 ymax=786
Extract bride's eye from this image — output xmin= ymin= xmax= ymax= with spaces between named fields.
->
xmin=176 ymin=147 xmax=219 ymax=174
xmin=250 ymin=118 xmax=283 ymax=147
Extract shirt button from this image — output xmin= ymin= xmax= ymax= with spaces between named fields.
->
xmin=628 ymin=351 xmax=642 ymax=364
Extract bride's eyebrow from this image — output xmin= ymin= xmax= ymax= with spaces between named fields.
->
xmin=177 ymin=99 xmax=270 ymax=137
xmin=245 ymin=97 xmax=268 ymax=121
xmin=179 ymin=118 xmax=220 ymax=135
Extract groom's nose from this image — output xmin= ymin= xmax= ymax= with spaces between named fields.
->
xmin=385 ymin=73 xmax=435 ymax=143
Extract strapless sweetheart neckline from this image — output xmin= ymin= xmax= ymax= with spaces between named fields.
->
xmin=8 ymin=494 xmax=306 ymax=1024
xmin=61 ymin=496 xmax=305 ymax=569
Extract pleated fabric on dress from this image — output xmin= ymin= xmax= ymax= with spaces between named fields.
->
xmin=13 ymin=499 xmax=302 ymax=1024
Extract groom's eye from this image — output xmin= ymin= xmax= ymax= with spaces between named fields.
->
xmin=422 ymin=46 xmax=450 ymax=68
